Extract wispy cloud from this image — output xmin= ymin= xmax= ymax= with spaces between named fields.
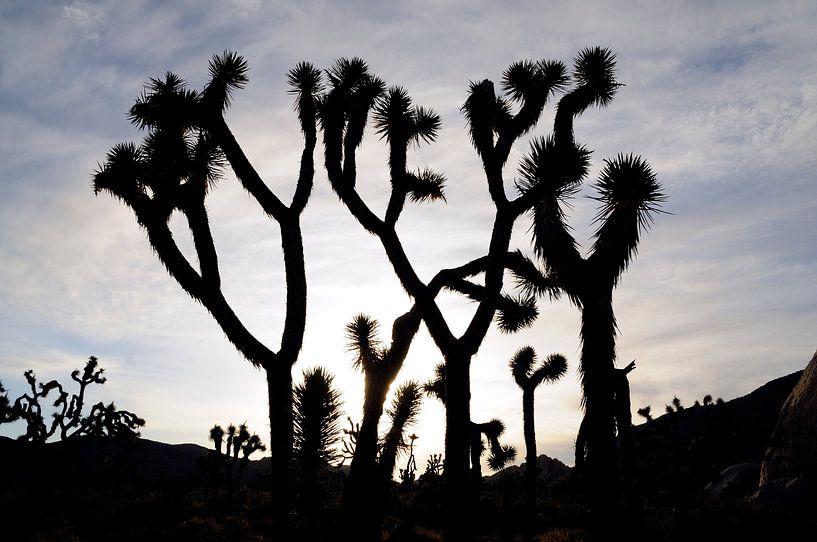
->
xmin=1 ymin=0 xmax=816 ymax=468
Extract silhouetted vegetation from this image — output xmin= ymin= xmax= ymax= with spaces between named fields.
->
xmin=3 ymin=356 xmax=144 ymax=443
xmin=504 ymin=47 xmax=666 ymax=538
xmin=69 ymin=48 xmax=817 ymax=542
xmin=510 ymin=348 xmax=568 ymax=542
xmin=93 ymin=51 xmax=321 ymax=531
xmin=293 ymin=366 xmax=343 ymax=540
xmin=339 ymin=311 xmax=422 ymax=540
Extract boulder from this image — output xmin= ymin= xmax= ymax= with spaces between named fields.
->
xmin=705 ymin=462 xmax=760 ymax=498
xmin=759 ymin=349 xmax=817 ymax=488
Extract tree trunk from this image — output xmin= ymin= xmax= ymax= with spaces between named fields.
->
xmin=443 ymin=354 xmax=472 ymax=542
xmin=266 ymin=363 xmax=293 ymax=536
xmin=579 ymin=296 xmax=620 ymax=541
xmin=522 ymin=387 xmax=537 ymax=542
xmin=339 ymin=380 xmax=389 ymax=542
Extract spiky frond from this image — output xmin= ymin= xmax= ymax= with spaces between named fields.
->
xmin=462 ymin=79 xmax=498 ymax=155
xmin=496 ymin=294 xmax=539 ymax=333
xmin=516 ymin=136 xmax=589 ymax=201
xmin=287 ymin=61 xmax=323 ymax=126
xmin=422 ymin=363 xmax=446 ymax=404
xmin=593 ymin=154 xmax=665 ymax=227
xmin=573 ymin=46 xmax=620 ymax=108
xmin=203 ymin=50 xmax=249 ymax=111
xmin=387 ymin=381 xmax=423 ymax=430
xmin=510 ymin=346 xmax=536 ymax=387
xmin=509 ymin=251 xmax=561 ymax=300
xmin=129 ymin=73 xmax=200 ymax=130
xmin=410 ymin=105 xmax=441 ymax=145
xmin=92 ymin=142 xmax=146 ymax=201
xmin=538 ymin=59 xmax=570 ymax=93
xmin=502 ymin=60 xmax=544 ymax=103
xmin=293 ymin=367 xmax=343 ymax=466
xmin=487 ymin=444 xmax=517 ymax=471
xmin=373 ymin=86 xmax=413 ymax=142
xmin=341 ymin=73 xmax=386 ymax=149
xmin=326 ymin=57 xmax=370 ymax=90
xmin=287 ymin=61 xmax=324 ymax=96
xmin=590 ymin=154 xmax=666 ymax=281
xmin=189 ymin=131 xmax=226 ymax=193
xmin=530 ymin=353 xmax=568 ymax=386
xmin=405 ymin=168 xmax=446 ymax=203
xmin=345 ymin=314 xmax=383 ymax=372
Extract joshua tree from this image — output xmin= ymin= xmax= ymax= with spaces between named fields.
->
xmin=9 ymin=356 xmax=144 ymax=443
xmin=93 ymin=52 xmax=321 ymax=529
xmin=205 ymin=422 xmax=266 ymax=496
xmin=510 ymin=347 xmax=568 ymax=542
xmin=209 ymin=424 xmax=225 ymax=454
xmin=292 ymin=366 xmax=343 ymax=538
xmin=319 ymin=52 xmax=636 ymax=540
xmin=339 ymin=309 xmax=421 ymax=539
xmin=232 ymin=423 xmax=250 ymax=459
xmin=505 ymin=48 xmax=665 ymax=537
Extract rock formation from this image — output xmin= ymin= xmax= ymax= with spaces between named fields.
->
xmin=760 ymin=349 xmax=817 ymax=485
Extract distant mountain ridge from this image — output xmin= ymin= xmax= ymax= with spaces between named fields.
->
xmin=0 ymin=369 xmax=803 ymax=491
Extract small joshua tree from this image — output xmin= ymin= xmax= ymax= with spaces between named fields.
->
xmin=10 ymin=356 xmax=144 ymax=443
xmin=510 ymin=347 xmax=567 ymax=542
xmin=204 ymin=422 xmax=266 ymax=500
xmin=209 ymin=424 xmax=225 ymax=454
xmin=292 ymin=366 xmax=343 ymax=538
xmin=339 ymin=310 xmax=421 ymax=540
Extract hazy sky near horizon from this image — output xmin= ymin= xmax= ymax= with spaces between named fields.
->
xmin=1 ymin=0 xmax=816 ymax=468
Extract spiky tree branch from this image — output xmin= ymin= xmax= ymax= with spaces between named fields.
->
xmin=93 ymin=51 xmax=321 ymax=532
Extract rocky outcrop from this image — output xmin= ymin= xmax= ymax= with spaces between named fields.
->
xmin=760 ymin=350 xmax=817 ymax=487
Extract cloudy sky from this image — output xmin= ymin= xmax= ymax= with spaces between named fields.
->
xmin=1 ymin=0 xmax=815 ymax=469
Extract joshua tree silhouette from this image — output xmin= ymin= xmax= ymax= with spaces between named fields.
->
xmin=292 ymin=366 xmax=343 ymax=539
xmin=339 ymin=310 xmax=421 ymax=540
xmin=509 ymin=348 xmax=567 ymax=542
xmin=319 ymin=55 xmax=573 ymax=541
xmin=8 ymin=356 xmax=144 ymax=443
xmin=503 ymin=48 xmax=665 ymax=538
xmin=209 ymin=424 xmax=225 ymax=455
xmin=93 ymin=51 xmax=322 ymax=530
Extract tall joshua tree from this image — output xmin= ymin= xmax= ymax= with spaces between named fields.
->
xmin=93 ymin=52 xmax=322 ymax=528
xmin=339 ymin=310 xmax=421 ymax=540
xmin=510 ymin=348 xmax=568 ymax=542
xmin=511 ymin=48 xmax=666 ymax=537
xmin=319 ymin=56 xmax=571 ymax=541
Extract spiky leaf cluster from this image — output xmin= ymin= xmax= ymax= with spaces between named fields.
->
xmin=510 ymin=347 xmax=568 ymax=389
xmin=572 ymin=46 xmax=620 ymax=108
xmin=373 ymin=86 xmax=441 ymax=145
xmin=496 ymin=294 xmax=539 ymax=333
xmin=293 ymin=367 xmax=343 ymax=467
